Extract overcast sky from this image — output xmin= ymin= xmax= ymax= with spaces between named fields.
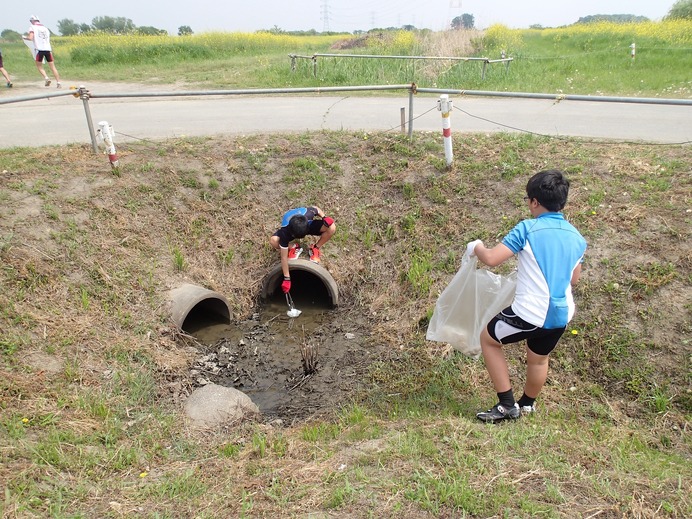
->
xmin=5 ymin=1 xmax=675 ymax=35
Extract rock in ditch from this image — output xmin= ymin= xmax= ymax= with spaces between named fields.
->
xmin=184 ymin=382 xmax=260 ymax=429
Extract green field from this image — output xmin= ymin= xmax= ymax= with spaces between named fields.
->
xmin=1 ymin=20 xmax=691 ymax=97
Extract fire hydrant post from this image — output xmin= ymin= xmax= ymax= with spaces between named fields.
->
xmin=97 ymin=121 xmax=119 ymax=169
xmin=437 ymin=94 xmax=453 ymax=167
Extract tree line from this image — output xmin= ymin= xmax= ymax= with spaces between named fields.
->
xmin=449 ymin=1 xmax=692 ymax=31
xmin=55 ymin=16 xmax=193 ymax=37
xmin=0 ymin=16 xmax=194 ymax=39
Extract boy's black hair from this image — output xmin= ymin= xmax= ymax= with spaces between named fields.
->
xmin=526 ymin=169 xmax=570 ymax=212
xmin=288 ymin=214 xmax=309 ymax=238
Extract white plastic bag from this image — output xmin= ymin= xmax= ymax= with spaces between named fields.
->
xmin=426 ymin=253 xmax=517 ymax=357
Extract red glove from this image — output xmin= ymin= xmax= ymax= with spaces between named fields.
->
xmin=281 ymin=277 xmax=291 ymax=294
xmin=323 ymin=216 xmax=334 ymax=227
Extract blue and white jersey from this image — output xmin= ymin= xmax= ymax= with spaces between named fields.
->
xmin=502 ymin=213 xmax=587 ymax=329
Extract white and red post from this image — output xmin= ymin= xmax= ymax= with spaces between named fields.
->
xmin=438 ymin=94 xmax=454 ymax=167
xmin=97 ymin=121 xmax=119 ymax=169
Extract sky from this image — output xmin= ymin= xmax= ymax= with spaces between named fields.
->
xmin=4 ymin=1 xmax=675 ymax=35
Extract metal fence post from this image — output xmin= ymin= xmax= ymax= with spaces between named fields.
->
xmin=408 ymin=83 xmax=415 ymax=140
xmin=79 ymin=86 xmax=99 ymax=153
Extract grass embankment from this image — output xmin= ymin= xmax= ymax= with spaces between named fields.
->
xmin=1 ymin=20 xmax=691 ymax=96
xmin=1 ymin=131 xmax=690 ymax=517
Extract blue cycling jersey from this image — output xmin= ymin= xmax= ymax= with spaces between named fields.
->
xmin=502 ymin=212 xmax=587 ymax=329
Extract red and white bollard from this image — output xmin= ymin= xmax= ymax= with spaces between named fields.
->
xmin=438 ymin=94 xmax=454 ymax=168
xmin=97 ymin=121 xmax=119 ymax=168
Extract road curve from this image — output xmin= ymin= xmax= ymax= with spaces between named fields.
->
xmin=1 ymin=82 xmax=690 ymax=148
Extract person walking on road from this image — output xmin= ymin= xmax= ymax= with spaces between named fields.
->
xmin=0 ymin=48 xmax=12 ymax=87
xmin=23 ymin=15 xmax=61 ymax=88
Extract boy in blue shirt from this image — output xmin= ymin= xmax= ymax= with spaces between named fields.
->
xmin=270 ymin=206 xmax=336 ymax=294
xmin=467 ymin=169 xmax=587 ymax=423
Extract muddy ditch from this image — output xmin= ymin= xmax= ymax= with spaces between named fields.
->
xmin=182 ymin=284 xmax=377 ymax=424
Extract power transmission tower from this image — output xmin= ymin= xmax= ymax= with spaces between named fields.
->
xmin=320 ymin=0 xmax=331 ymax=32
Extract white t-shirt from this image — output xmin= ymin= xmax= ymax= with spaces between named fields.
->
xmin=29 ymin=24 xmax=52 ymax=52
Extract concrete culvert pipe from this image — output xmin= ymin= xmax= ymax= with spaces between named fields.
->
xmin=261 ymin=260 xmax=339 ymax=307
xmin=169 ymin=283 xmax=231 ymax=332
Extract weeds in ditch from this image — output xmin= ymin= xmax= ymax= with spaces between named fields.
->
xmin=404 ymin=247 xmax=435 ymax=297
xmin=171 ymin=246 xmax=187 ymax=271
xmin=300 ymin=338 xmax=319 ymax=375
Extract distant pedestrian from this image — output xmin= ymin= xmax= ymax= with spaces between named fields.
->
xmin=23 ymin=15 xmax=61 ymax=88
xmin=0 ymin=48 xmax=12 ymax=87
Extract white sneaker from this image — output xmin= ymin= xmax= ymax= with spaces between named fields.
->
xmin=56 ymin=82 xmax=61 ymax=88
xmin=520 ymin=404 xmax=536 ymax=415
xmin=44 ymin=78 xmax=51 ymax=87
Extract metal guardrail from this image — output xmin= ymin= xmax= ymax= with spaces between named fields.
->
xmin=0 ymin=89 xmax=77 ymax=105
xmin=288 ymin=53 xmax=513 ymax=80
xmin=5 ymin=84 xmax=690 ymax=106
xmin=1 ymin=83 xmax=690 ymax=151
xmin=416 ymin=88 xmax=692 ymax=107
xmin=87 ymin=84 xmax=412 ymax=99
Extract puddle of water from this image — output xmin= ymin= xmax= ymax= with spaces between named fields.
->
xmin=188 ymin=295 xmax=372 ymax=422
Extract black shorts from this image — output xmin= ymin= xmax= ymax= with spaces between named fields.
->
xmin=306 ymin=219 xmax=326 ymax=235
xmin=486 ymin=306 xmax=566 ymax=355
xmin=36 ymin=50 xmax=54 ymax=63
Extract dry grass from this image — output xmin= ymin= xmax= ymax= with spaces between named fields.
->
xmin=0 ymin=130 xmax=690 ymax=517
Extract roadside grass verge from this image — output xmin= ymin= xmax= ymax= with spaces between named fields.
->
xmin=0 ymin=130 xmax=689 ymax=517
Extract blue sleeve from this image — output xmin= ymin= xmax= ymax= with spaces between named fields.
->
xmin=502 ymin=220 xmax=530 ymax=254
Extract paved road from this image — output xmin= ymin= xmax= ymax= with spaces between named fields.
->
xmin=1 ymin=82 xmax=690 ymax=148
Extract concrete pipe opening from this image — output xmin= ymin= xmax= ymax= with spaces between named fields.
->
xmin=169 ymin=283 xmax=231 ymax=334
xmin=261 ymin=259 xmax=338 ymax=308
